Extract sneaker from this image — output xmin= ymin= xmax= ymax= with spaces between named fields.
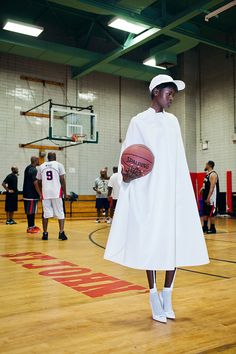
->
xmin=6 ymin=219 xmax=14 ymax=225
xmin=202 ymin=226 xmax=208 ymax=234
xmin=27 ymin=226 xmax=39 ymax=234
xmin=42 ymin=232 xmax=48 ymax=240
xmin=34 ymin=226 xmax=41 ymax=232
xmin=106 ymin=218 xmax=111 ymax=224
xmin=58 ymin=231 xmax=68 ymax=241
xmin=10 ymin=219 xmax=17 ymax=224
xmin=96 ymin=218 xmax=100 ymax=223
xmin=208 ymin=228 xmax=216 ymax=234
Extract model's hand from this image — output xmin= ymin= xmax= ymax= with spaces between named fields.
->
xmin=122 ymin=165 xmax=142 ymax=183
xmin=64 ymin=194 xmax=71 ymax=201
xmin=97 ymin=190 xmax=102 ymax=194
xmin=8 ymin=189 xmax=14 ymax=193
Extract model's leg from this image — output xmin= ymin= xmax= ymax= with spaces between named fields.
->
xmin=146 ymin=270 xmax=167 ymax=323
xmin=164 ymin=269 xmax=176 ymax=288
xmin=160 ymin=269 xmax=176 ymax=319
xmin=146 ymin=270 xmax=156 ymax=289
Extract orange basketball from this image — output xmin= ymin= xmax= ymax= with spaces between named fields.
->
xmin=121 ymin=144 xmax=154 ymax=182
xmin=71 ymin=134 xmax=78 ymax=142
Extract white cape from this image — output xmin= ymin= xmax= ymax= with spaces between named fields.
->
xmin=104 ymin=108 xmax=209 ymax=270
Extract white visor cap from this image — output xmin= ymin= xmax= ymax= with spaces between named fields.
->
xmin=149 ymin=74 xmax=185 ymax=92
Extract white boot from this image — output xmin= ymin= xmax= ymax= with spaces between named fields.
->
xmin=160 ymin=288 xmax=175 ymax=320
xmin=150 ymin=289 xmax=167 ymax=323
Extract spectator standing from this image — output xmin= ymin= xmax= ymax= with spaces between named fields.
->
xmin=93 ymin=169 xmax=110 ymax=223
xmin=108 ymin=166 xmax=121 ymax=222
xmin=23 ymin=156 xmax=41 ymax=234
xmin=2 ymin=166 xmax=19 ymax=225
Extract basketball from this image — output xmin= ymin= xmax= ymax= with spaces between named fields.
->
xmin=71 ymin=134 xmax=78 ymax=142
xmin=121 ymin=144 xmax=154 ymax=182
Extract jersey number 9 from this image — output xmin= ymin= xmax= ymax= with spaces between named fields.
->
xmin=46 ymin=171 xmax=53 ymax=180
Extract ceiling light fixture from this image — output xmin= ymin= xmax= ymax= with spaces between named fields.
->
xmin=205 ymin=0 xmax=236 ymax=21
xmin=143 ymin=58 xmax=167 ymax=70
xmin=108 ymin=18 xmax=150 ymax=34
xmin=3 ymin=19 xmax=44 ymax=37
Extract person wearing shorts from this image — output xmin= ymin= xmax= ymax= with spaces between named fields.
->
xmin=23 ymin=156 xmax=40 ymax=234
xmin=2 ymin=166 xmax=19 ymax=225
xmin=201 ymin=160 xmax=219 ymax=234
xmin=108 ymin=166 xmax=121 ymax=222
xmin=35 ymin=152 xmax=68 ymax=241
xmin=93 ymin=169 xmax=110 ymax=223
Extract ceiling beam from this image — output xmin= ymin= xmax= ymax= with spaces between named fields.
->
xmin=71 ymin=0 xmax=226 ymax=78
xmin=171 ymin=27 xmax=236 ymax=54
xmin=0 ymin=30 xmax=167 ymax=80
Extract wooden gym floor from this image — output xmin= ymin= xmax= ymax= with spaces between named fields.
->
xmin=0 ymin=217 xmax=236 ymax=354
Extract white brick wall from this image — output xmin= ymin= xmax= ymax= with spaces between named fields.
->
xmin=196 ymin=45 xmax=236 ymax=192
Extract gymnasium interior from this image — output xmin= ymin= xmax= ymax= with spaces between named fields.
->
xmin=0 ymin=1 xmax=236 ymax=353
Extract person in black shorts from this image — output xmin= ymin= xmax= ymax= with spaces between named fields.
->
xmin=93 ymin=169 xmax=110 ymax=223
xmin=2 ymin=167 xmax=19 ymax=225
xmin=23 ymin=156 xmax=41 ymax=234
xmin=201 ymin=160 xmax=219 ymax=234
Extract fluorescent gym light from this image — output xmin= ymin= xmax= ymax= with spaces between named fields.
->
xmin=3 ymin=19 xmax=44 ymax=37
xmin=108 ymin=18 xmax=149 ymax=34
xmin=205 ymin=0 xmax=236 ymax=21
xmin=143 ymin=58 xmax=167 ymax=70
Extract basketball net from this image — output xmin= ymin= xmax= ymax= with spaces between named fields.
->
xmin=71 ymin=134 xmax=86 ymax=144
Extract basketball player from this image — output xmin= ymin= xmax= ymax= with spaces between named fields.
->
xmin=108 ymin=166 xmax=121 ymax=222
xmin=2 ymin=167 xmax=18 ymax=225
xmin=23 ymin=156 xmax=41 ymax=233
xmin=104 ymin=74 xmax=209 ymax=323
xmin=93 ymin=169 xmax=110 ymax=223
xmin=201 ymin=161 xmax=219 ymax=234
xmin=35 ymin=152 xmax=68 ymax=241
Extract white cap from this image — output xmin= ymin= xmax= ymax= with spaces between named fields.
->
xmin=149 ymin=74 xmax=185 ymax=92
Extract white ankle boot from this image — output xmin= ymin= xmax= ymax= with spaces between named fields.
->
xmin=160 ymin=288 xmax=175 ymax=319
xmin=150 ymin=291 xmax=167 ymax=323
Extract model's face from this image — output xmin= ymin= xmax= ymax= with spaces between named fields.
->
xmin=154 ymin=87 xmax=176 ymax=109
xmin=204 ymin=164 xmax=209 ymax=171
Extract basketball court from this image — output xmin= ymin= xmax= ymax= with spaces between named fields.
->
xmin=0 ymin=1 xmax=236 ymax=353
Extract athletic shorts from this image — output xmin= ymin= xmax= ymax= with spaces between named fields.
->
xmin=95 ymin=198 xmax=110 ymax=210
xmin=202 ymin=202 xmax=217 ymax=217
xmin=111 ymin=199 xmax=117 ymax=210
xmin=5 ymin=193 xmax=18 ymax=212
xmin=42 ymin=198 xmax=64 ymax=219
xmin=24 ymin=200 xmax=38 ymax=215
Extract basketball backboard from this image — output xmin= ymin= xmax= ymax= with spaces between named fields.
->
xmin=49 ymin=103 xmax=98 ymax=144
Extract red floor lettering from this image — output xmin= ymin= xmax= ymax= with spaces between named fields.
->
xmin=39 ymin=267 xmax=92 ymax=277
xmin=23 ymin=261 xmax=76 ymax=269
xmin=79 ymin=281 xmax=145 ymax=297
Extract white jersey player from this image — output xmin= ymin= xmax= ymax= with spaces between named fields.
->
xmin=36 ymin=152 xmax=68 ymax=241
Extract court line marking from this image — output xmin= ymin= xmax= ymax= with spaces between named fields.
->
xmin=88 ymin=227 xmax=232 ymax=280
xmin=88 ymin=226 xmax=107 ymax=249
xmin=209 ymin=257 xmax=236 ymax=264
xmin=205 ymin=237 xmax=236 ymax=244
xmin=177 ymin=268 xmax=230 ymax=279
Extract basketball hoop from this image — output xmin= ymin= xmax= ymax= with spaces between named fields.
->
xmin=71 ymin=133 xmax=86 ymax=144
xmin=71 ymin=133 xmax=79 ymax=142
